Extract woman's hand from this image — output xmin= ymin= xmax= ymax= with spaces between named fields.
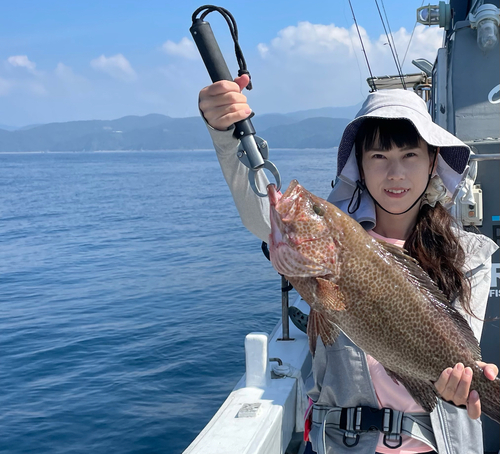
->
xmin=434 ymin=361 xmax=498 ymax=419
xmin=198 ymin=74 xmax=252 ymax=130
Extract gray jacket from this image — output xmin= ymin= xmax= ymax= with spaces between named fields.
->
xmin=206 ymin=124 xmax=499 ymax=453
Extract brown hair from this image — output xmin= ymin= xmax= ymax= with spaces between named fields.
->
xmin=355 ymin=118 xmax=472 ymax=314
xmin=404 ymin=203 xmax=471 ymax=312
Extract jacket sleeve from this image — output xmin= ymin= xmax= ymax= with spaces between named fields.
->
xmin=205 ymin=120 xmax=272 ymax=243
xmin=455 ymin=231 xmax=499 ymax=341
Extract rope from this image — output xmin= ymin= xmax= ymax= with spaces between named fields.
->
xmin=402 ymin=0 xmax=426 ymax=67
xmin=380 ymin=0 xmax=405 ymax=76
xmin=192 ymin=5 xmax=253 ymax=89
xmin=374 ymin=0 xmax=406 ymax=89
xmin=348 ymin=0 xmax=376 ymax=90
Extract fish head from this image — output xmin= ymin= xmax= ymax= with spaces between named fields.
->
xmin=268 ymin=180 xmax=343 ymax=278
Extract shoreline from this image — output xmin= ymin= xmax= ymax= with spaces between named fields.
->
xmin=0 ymin=147 xmax=338 ymax=155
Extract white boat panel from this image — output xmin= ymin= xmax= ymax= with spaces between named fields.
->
xmin=183 ymin=297 xmax=311 ymax=454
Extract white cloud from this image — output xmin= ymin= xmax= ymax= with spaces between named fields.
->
xmin=0 ymin=77 xmax=12 ymax=96
xmin=28 ymin=81 xmax=48 ymax=96
xmin=162 ymin=37 xmax=198 ymax=60
xmin=0 ymin=21 xmax=444 ymax=126
xmin=257 ymin=43 xmax=269 ymax=58
xmin=258 ymin=22 xmax=441 ymax=70
xmin=395 ymin=24 xmax=443 ymax=66
xmin=54 ymin=63 xmax=91 ymax=96
xmin=0 ymin=77 xmax=47 ymax=97
xmin=55 ymin=63 xmax=86 ymax=84
xmin=90 ymin=54 xmax=137 ymax=82
xmin=259 ymin=22 xmax=357 ymax=60
xmin=55 ymin=62 xmax=75 ymax=79
xmin=251 ymin=22 xmax=443 ymax=111
xmin=7 ymin=55 xmax=37 ymax=73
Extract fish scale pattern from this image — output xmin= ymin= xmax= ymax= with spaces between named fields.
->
xmin=268 ymin=180 xmax=500 ymax=422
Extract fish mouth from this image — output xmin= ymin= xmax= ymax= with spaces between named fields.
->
xmin=267 ymin=183 xmax=281 ymax=207
xmin=281 ymin=179 xmax=300 ymax=197
xmin=268 ymin=185 xmax=287 ymax=251
xmin=267 ymin=180 xmax=299 ymax=207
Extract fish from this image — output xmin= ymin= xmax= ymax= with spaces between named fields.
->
xmin=267 ymin=179 xmax=500 ymax=423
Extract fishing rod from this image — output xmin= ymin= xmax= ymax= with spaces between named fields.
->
xmin=190 ymin=5 xmax=281 ymax=197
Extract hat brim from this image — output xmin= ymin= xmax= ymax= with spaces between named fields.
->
xmin=329 ymin=90 xmax=472 ymax=228
xmin=337 ymin=113 xmax=470 ymax=177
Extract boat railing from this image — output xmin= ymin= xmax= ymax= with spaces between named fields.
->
xmin=280 ymin=276 xmax=293 ymax=341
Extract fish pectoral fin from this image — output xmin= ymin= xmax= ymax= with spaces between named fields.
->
xmin=307 ymin=308 xmax=340 ymax=355
xmin=315 ymin=277 xmax=346 ymax=311
xmin=385 ymin=369 xmax=439 ymax=413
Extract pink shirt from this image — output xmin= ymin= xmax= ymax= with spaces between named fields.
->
xmin=366 ymin=230 xmax=433 ymax=453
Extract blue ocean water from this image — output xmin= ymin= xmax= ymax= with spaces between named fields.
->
xmin=0 ymin=149 xmax=336 ymax=454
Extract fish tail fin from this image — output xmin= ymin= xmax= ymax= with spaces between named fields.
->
xmin=480 ymin=377 xmax=500 ymax=424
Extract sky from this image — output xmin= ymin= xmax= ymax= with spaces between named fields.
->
xmin=0 ymin=0 xmax=443 ymax=127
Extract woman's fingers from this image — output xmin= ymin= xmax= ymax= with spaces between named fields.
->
xmin=435 ymin=361 xmax=499 ymax=420
xmin=466 ymin=390 xmax=481 ymax=420
xmin=434 ymin=367 xmax=452 ymax=396
xmin=199 ymin=79 xmax=252 ymax=130
xmin=201 ymin=100 xmax=251 ymax=130
xmin=201 ymin=79 xmax=241 ymax=97
xmin=454 ymin=366 xmax=473 ymax=404
xmin=435 ymin=363 xmax=467 ymax=402
xmin=234 ymin=74 xmax=250 ymax=92
xmin=477 ymin=361 xmax=499 ymax=381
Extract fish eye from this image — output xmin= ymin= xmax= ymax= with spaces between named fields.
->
xmin=313 ymin=205 xmax=325 ymax=216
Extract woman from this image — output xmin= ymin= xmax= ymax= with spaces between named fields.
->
xmin=198 ymin=75 xmax=498 ymax=453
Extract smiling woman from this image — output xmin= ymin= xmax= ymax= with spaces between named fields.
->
xmin=355 ymin=118 xmax=437 ymax=221
xmin=199 ymin=78 xmax=499 ymax=452
xmin=350 ymin=116 xmax=477 ymax=328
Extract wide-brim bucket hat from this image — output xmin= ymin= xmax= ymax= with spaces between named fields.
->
xmin=327 ymin=89 xmax=471 ymax=229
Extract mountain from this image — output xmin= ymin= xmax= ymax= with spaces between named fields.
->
xmin=0 ymin=114 xmax=208 ymax=152
xmin=284 ymin=104 xmax=362 ymax=122
xmin=260 ymin=117 xmax=350 ymax=148
xmin=0 ymin=123 xmax=20 ymax=131
xmin=0 ymin=106 xmax=358 ymax=152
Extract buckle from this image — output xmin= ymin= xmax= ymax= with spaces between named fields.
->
xmin=342 ymin=432 xmax=360 ymax=447
xmin=383 ymin=434 xmax=403 ymax=449
xmin=340 ymin=406 xmax=393 ymax=432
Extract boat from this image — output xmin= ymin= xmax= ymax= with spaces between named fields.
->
xmin=184 ymin=1 xmax=500 ymax=452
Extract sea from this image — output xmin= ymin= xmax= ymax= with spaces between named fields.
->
xmin=0 ymin=148 xmax=337 ymax=454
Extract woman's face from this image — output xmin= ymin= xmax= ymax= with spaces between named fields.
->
xmin=361 ymin=138 xmax=434 ymax=215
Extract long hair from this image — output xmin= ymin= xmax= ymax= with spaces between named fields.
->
xmin=354 ymin=118 xmax=472 ymax=314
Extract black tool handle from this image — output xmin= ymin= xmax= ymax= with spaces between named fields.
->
xmin=190 ymin=19 xmax=233 ymax=83
xmin=190 ymin=18 xmax=262 ymax=168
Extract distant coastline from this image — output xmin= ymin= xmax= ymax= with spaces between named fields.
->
xmin=0 ymin=147 xmax=339 ymax=154
xmin=0 ymin=106 xmax=359 ymax=153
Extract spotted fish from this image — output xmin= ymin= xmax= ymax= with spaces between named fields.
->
xmin=268 ymin=180 xmax=500 ymax=422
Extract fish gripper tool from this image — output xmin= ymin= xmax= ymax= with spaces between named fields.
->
xmin=190 ymin=5 xmax=281 ymax=197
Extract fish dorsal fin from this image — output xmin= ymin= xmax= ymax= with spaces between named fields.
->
xmin=308 ymin=308 xmax=341 ymax=355
xmin=375 ymin=239 xmax=482 ymax=361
